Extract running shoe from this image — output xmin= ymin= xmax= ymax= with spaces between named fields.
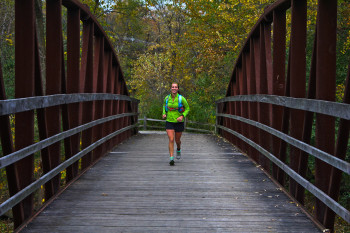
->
xmin=176 ymin=149 xmax=181 ymax=160
xmin=169 ymin=159 xmax=175 ymax=166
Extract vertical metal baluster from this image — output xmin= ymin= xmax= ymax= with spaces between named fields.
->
xmin=115 ymin=67 xmax=122 ymax=145
xmin=67 ymin=7 xmax=81 ymax=181
xmin=45 ymin=0 xmax=63 ymax=197
xmin=14 ymin=0 xmax=35 ymax=225
xmin=315 ymin=0 xmax=337 ymax=227
xmin=277 ymin=49 xmax=291 ymax=186
xmin=248 ymin=38 xmax=259 ymax=163
xmin=235 ymin=69 xmax=242 ymax=151
xmin=289 ymin=0 xmax=307 ymax=198
xmin=324 ymin=63 xmax=350 ymax=229
xmin=106 ymin=54 xmax=114 ymax=152
xmin=0 ymin=59 xmax=23 ymax=228
xmin=92 ymin=36 xmax=104 ymax=161
xmin=271 ymin=9 xmax=286 ymax=181
xmin=241 ymin=55 xmax=249 ymax=155
xmin=81 ymin=21 xmax=94 ymax=170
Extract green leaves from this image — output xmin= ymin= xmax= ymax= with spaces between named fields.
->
xmin=67 ymin=0 xmax=350 ymax=123
xmin=120 ymin=0 xmax=277 ymax=120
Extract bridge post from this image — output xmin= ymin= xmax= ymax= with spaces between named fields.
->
xmin=289 ymin=0 xmax=307 ymax=199
xmin=144 ymin=115 xmax=147 ymax=130
xmin=314 ymin=0 xmax=337 ymax=228
xmin=215 ymin=105 xmax=218 ymax=134
xmin=92 ymin=35 xmax=106 ymax=161
xmin=257 ymin=23 xmax=273 ymax=171
xmin=66 ymin=7 xmax=81 ymax=181
xmin=81 ymin=20 xmax=94 ymax=170
xmin=106 ymin=54 xmax=115 ymax=152
xmin=241 ymin=54 xmax=249 ymax=155
xmin=234 ymin=71 xmax=242 ymax=150
xmin=271 ymin=9 xmax=286 ymax=182
xmin=45 ymin=0 xmax=64 ymax=199
xmin=0 ymin=59 xmax=24 ymax=228
xmin=248 ymin=38 xmax=259 ymax=163
xmin=324 ymin=66 xmax=350 ymax=231
xmin=113 ymin=67 xmax=121 ymax=146
xmin=14 ymin=0 xmax=36 ymax=226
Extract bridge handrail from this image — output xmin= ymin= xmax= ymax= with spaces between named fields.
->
xmin=139 ymin=116 xmax=215 ymax=134
xmin=216 ymin=113 xmax=350 ymax=175
xmin=0 ymin=112 xmax=137 ymax=170
xmin=216 ymin=0 xmax=350 ymax=230
xmin=0 ymin=122 xmax=137 ymax=217
xmin=216 ymin=124 xmax=350 ymax=226
xmin=216 ymin=94 xmax=350 ymax=120
xmin=0 ymin=94 xmax=139 ymax=116
xmin=0 ymin=0 xmax=139 ymax=229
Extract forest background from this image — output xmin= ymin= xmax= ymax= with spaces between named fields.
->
xmin=1 ymin=0 xmax=348 ymax=122
xmin=0 ymin=0 xmax=350 ymax=232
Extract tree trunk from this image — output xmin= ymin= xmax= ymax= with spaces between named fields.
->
xmin=35 ymin=0 xmax=46 ymax=89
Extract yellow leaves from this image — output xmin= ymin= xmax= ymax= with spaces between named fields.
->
xmin=179 ymin=0 xmax=276 ymax=67
xmin=336 ymin=84 xmax=345 ymax=102
xmin=34 ymin=166 xmax=40 ymax=173
xmin=5 ymin=38 xmax=13 ymax=46
xmin=60 ymin=170 xmax=66 ymax=181
xmin=184 ymin=75 xmax=191 ymax=82
xmin=341 ymin=31 xmax=350 ymax=55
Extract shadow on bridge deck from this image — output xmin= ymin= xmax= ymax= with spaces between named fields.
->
xmin=21 ymin=132 xmax=322 ymax=232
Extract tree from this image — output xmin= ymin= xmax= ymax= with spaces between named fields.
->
xmin=0 ymin=0 xmax=15 ymax=99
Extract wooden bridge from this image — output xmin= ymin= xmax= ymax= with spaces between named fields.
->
xmin=0 ymin=0 xmax=349 ymax=232
xmin=20 ymin=132 xmax=322 ymax=232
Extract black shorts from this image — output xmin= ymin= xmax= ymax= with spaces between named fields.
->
xmin=165 ymin=121 xmax=185 ymax=132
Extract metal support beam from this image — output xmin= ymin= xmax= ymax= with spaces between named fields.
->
xmin=14 ymin=0 xmax=35 ymax=226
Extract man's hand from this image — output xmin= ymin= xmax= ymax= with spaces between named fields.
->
xmin=162 ymin=114 xmax=167 ymax=119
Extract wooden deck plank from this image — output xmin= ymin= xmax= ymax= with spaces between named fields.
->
xmin=21 ymin=132 xmax=322 ymax=232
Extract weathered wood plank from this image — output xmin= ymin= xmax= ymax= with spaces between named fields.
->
xmin=21 ymin=133 xmax=323 ymax=232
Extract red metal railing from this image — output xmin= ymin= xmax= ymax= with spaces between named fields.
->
xmin=0 ymin=0 xmax=138 ymax=229
xmin=216 ymin=0 xmax=349 ymax=231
